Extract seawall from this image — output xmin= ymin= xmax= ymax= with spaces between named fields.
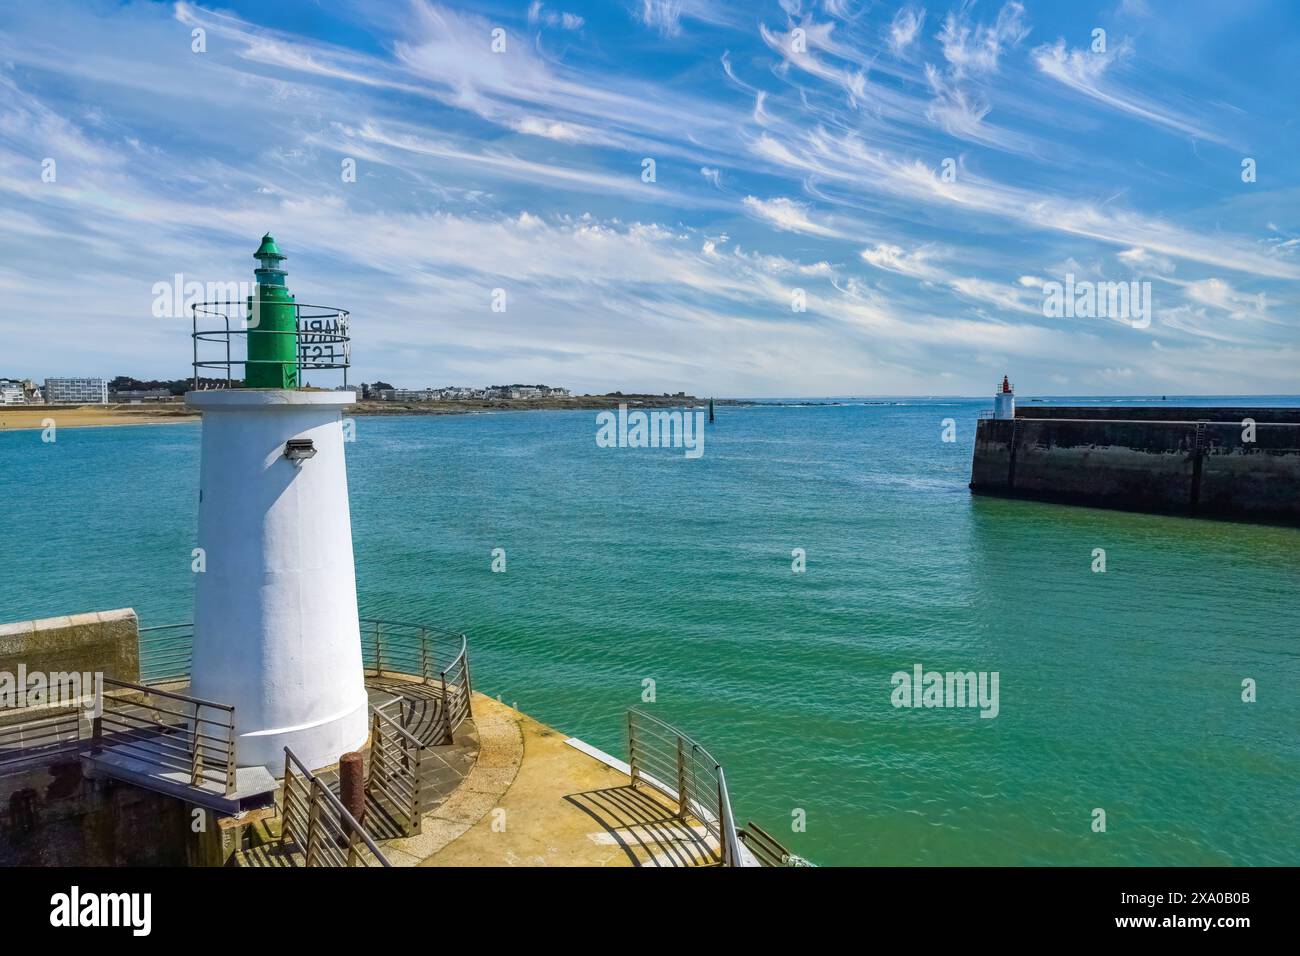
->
xmin=970 ymin=408 xmax=1300 ymax=524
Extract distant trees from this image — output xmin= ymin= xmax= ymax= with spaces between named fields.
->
xmin=110 ymin=375 xmax=240 ymax=394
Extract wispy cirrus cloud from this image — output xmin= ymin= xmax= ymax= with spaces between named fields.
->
xmin=749 ymin=127 xmax=1298 ymax=279
xmin=861 ymin=242 xmax=1041 ymax=315
xmin=1031 ymin=38 xmax=1228 ymax=144
xmin=887 ymin=5 xmax=926 ymax=56
xmin=638 ymin=0 xmax=685 ymax=37
xmin=527 ymin=3 xmax=584 ymax=31
xmin=743 ymin=196 xmax=852 ymax=239
xmin=0 ymin=0 xmax=1294 ymax=395
xmin=937 ymin=1 xmax=1029 ymax=78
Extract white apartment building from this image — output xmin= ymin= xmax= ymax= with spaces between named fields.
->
xmin=0 ymin=380 xmax=24 ymax=405
xmin=44 ymin=377 xmax=109 ymax=404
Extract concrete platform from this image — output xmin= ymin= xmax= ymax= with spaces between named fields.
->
xmin=205 ymin=684 xmax=719 ymax=867
xmin=387 ymin=695 xmax=719 ymax=867
xmin=82 ymin=747 xmax=277 ymax=814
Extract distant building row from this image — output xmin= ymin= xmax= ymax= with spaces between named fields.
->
xmin=2 ymin=377 xmax=572 ymax=406
xmin=362 ymin=383 xmax=571 ymax=402
xmin=1 ymin=377 xmax=112 ymax=405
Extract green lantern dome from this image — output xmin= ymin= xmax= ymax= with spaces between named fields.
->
xmin=254 ymin=233 xmax=284 ymax=261
xmin=245 ymin=233 xmax=298 ymax=389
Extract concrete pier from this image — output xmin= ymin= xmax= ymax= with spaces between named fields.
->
xmin=970 ymin=406 xmax=1300 ymax=524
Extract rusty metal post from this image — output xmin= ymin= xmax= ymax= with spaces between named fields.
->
xmin=339 ymin=750 xmax=366 ymax=830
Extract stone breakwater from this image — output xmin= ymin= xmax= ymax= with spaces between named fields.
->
xmin=970 ymin=407 xmax=1300 ymax=524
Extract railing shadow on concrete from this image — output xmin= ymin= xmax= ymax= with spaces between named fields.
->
xmin=625 ymin=708 xmax=748 ymax=867
xmin=564 ymin=784 xmax=720 ymax=867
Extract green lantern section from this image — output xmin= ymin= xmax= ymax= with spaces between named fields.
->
xmin=245 ymin=233 xmax=299 ymax=389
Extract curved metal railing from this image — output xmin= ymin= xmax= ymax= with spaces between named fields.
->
xmin=139 ymin=618 xmax=472 ymax=743
xmin=190 ymin=299 xmax=351 ymax=389
xmin=360 ymin=619 xmax=473 ymax=744
xmin=626 ymin=708 xmax=747 ymax=867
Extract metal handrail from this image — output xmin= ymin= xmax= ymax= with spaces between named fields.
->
xmin=190 ymin=299 xmax=351 ymax=389
xmin=138 ymin=617 xmax=473 ymax=743
xmin=371 ymin=702 xmax=425 ymax=748
xmin=281 ymin=746 xmax=390 ymax=867
xmin=738 ymin=821 xmax=808 ymax=867
xmin=93 ymin=677 xmax=237 ymax=796
xmin=715 ymin=768 xmax=744 ymax=868
xmin=626 ymin=708 xmax=748 ymax=867
xmin=138 ymin=623 xmax=193 ymax=686
xmin=361 ymin=619 xmax=472 ymax=744
xmin=367 ymin=705 xmax=427 ymax=836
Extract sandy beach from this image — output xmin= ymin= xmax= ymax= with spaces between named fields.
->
xmin=0 ymin=404 xmax=198 ymax=431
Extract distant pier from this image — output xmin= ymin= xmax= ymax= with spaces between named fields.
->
xmin=970 ymin=405 xmax=1300 ymax=524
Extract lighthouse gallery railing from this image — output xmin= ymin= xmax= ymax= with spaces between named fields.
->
xmin=190 ymin=299 xmax=351 ymax=390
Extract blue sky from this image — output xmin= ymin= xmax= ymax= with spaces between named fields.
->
xmin=0 ymin=0 xmax=1295 ymax=395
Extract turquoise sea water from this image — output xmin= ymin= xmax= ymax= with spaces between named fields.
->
xmin=1 ymin=397 xmax=1297 ymax=866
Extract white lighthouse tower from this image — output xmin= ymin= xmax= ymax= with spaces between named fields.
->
xmin=187 ymin=236 xmax=368 ymax=774
xmin=994 ymin=374 xmax=1015 ymax=420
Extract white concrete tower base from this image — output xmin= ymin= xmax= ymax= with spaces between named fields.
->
xmin=994 ymin=390 xmax=1015 ymax=420
xmin=186 ymin=389 xmax=368 ymax=774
